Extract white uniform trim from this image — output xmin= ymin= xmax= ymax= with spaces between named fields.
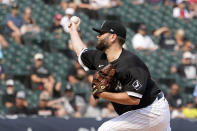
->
xmin=127 ymin=91 xmax=142 ymax=98
xmin=78 ymin=48 xmax=89 ymax=71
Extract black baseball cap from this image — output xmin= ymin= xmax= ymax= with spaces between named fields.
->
xmin=138 ymin=24 xmax=147 ymax=31
xmin=93 ymin=21 xmax=126 ymax=39
xmin=64 ymin=84 xmax=73 ymax=92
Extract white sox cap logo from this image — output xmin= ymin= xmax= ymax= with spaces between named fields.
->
xmin=132 ymin=80 xmax=142 ymax=90
xmin=101 ymin=21 xmax=106 ymax=28
xmin=110 ymin=29 xmax=114 ymax=32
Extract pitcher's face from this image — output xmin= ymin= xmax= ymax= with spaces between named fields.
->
xmin=96 ymin=33 xmax=110 ymax=51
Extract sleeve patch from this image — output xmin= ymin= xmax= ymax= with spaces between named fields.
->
xmin=132 ymin=80 xmax=142 ymax=90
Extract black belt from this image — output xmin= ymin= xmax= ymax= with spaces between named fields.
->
xmin=157 ymin=92 xmax=164 ymax=100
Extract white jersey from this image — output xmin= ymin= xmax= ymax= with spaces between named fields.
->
xmin=60 ymin=16 xmax=70 ymax=33
xmin=132 ymin=33 xmax=158 ymax=50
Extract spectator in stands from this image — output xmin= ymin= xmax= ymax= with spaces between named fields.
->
xmin=43 ymin=0 xmax=59 ymax=5
xmin=2 ymin=79 xmax=16 ymax=109
xmin=20 ymin=7 xmax=40 ymax=36
xmin=183 ymin=40 xmax=195 ymax=53
xmin=61 ymin=84 xmax=86 ymax=117
xmin=7 ymin=91 xmax=29 ymax=115
xmin=59 ymin=0 xmax=68 ymax=10
xmin=166 ymin=83 xmax=184 ymax=118
xmin=90 ymin=0 xmax=121 ymax=9
xmin=60 ymin=8 xmax=75 ymax=33
xmin=193 ymin=83 xmax=197 ymax=106
xmin=0 ymin=64 xmax=5 ymax=80
xmin=50 ymin=14 xmax=64 ymax=38
xmin=60 ymin=0 xmax=78 ymax=10
xmin=0 ymin=34 xmax=8 ymax=48
xmin=48 ymin=84 xmax=86 ymax=117
xmin=132 ymin=24 xmax=158 ymax=51
xmin=188 ymin=0 xmax=197 ymax=4
xmin=182 ymin=100 xmax=197 ymax=118
xmin=0 ymin=0 xmax=16 ymax=6
xmin=30 ymin=53 xmax=62 ymax=97
xmin=4 ymin=3 xmax=24 ymax=44
xmin=0 ymin=35 xmax=6 ymax=79
xmin=74 ymin=0 xmax=94 ymax=10
xmin=75 ymin=1 xmax=99 ymax=19
xmin=173 ymin=0 xmax=192 ymax=19
xmin=67 ymin=60 xmax=87 ymax=84
xmin=48 ymin=94 xmax=74 ymax=117
xmin=30 ymin=90 xmax=56 ymax=116
xmin=101 ymin=102 xmax=117 ymax=118
xmin=0 ymin=35 xmax=7 ymax=79
xmin=60 ymin=0 xmax=122 ymax=10
xmin=84 ymin=95 xmax=101 ymax=118
xmin=171 ymin=52 xmax=197 ymax=79
xmin=174 ymin=29 xmax=186 ymax=51
xmin=183 ymin=40 xmax=196 ymax=63
xmin=162 ymin=0 xmax=176 ymax=6
xmin=109 ymin=0 xmax=122 ymax=7
xmin=154 ymin=26 xmax=176 ymax=49
xmin=131 ymin=0 xmax=144 ymax=5
xmin=188 ymin=1 xmax=197 ymax=19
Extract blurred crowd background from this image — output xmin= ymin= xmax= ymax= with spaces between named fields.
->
xmin=0 ymin=0 xmax=196 ymax=119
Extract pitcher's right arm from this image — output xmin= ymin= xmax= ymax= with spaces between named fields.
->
xmin=68 ymin=18 xmax=87 ymax=56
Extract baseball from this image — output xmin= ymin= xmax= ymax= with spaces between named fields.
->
xmin=70 ymin=16 xmax=79 ymax=24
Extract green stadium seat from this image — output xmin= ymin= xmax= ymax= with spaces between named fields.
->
xmin=73 ymin=82 xmax=91 ymax=101
xmin=160 ymin=84 xmax=169 ymax=95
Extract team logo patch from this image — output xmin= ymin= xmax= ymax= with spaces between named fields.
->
xmin=110 ymin=29 xmax=114 ymax=32
xmin=132 ymin=80 xmax=142 ymax=90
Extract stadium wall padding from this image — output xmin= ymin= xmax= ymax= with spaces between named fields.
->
xmin=0 ymin=116 xmax=196 ymax=131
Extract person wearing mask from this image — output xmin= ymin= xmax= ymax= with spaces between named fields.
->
xmin=30 ymin=91 xmax=56 ymax=116
xmin=8 ymin=91 xmax=29 ymax=115
xmin=48 ymin=84 xmax=86 ymax=117
xmin=166 ymin=83 xmax=184 ymax=118
xmin=171 ymin=52 xmax=197 ymax=79
xmin=2 ymin=79 xmax=16 ymax=108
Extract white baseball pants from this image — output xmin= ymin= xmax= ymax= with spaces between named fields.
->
xmin=98 ymin=97 xmax=171 ymax=131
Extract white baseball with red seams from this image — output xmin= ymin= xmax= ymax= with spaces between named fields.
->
xmin=70 ymin=16 xmax=79 ymax=24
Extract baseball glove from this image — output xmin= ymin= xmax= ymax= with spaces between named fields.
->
xmin=92 ymin=64 xmax=117 ymax=98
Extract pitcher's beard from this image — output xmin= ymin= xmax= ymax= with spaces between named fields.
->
xmin=96 ymin=39 xmax=108 ymax=51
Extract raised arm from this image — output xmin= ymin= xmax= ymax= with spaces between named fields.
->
xmin=153 ymin=27 xmax=170 ymax=37
xmin=68 ymin=18 xmax=87 ymax=56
